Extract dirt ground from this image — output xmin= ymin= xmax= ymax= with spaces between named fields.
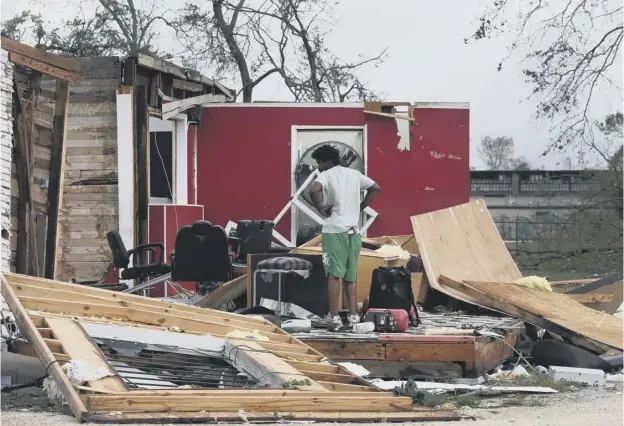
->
xmin=1 ymin=389 xmax=622 ymax=426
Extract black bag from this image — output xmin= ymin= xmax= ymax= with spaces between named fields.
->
xmin=368 ymin=266 xmax=420 ymax=326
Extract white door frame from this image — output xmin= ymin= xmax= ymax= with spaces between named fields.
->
xmin=288 ymin=125 xmax=374 ymax=244
xmin=148 ymin=113 xmax=188 ymax=205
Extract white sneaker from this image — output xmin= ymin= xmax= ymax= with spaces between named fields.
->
xmin=348 ymin=314 xmax=360 ymax=326
xmin=320 ymin=314 xmax=343 ymax=331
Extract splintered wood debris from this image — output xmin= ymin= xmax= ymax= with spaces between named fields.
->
xmin=411 ymin=200 xmax=624 ymax=353
xmin=0 ymin=272 xmax=459 ymax=423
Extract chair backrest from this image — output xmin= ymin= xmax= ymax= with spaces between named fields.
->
xmin=106 ymin=231 xmax=130 ymax=269
xmin=235 ymin=220 xmax=275 ymax=257
xmin=171 ymin=220 xmax=230 ymax=282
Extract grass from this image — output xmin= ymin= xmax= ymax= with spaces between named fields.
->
xmin=490 ymin=374 xmax=581 ymax=393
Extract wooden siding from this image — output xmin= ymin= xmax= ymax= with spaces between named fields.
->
xmin=55 ymin=57 xmax=121 ymax=282
xmin=9 ymin=69 xmax=57 ymax=273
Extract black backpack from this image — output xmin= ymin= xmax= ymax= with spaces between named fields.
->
xmin=368 ymin=266 xmax=420 ymax=326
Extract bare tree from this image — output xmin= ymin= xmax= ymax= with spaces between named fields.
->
xmin=470 ymin=0 xmax=623 ymax=156
xmin=174 ymin=1 xmax=280 ymax=103
xmin=244 ymin=0 xmax=386 ymax=102
xmin=175 ymin=0 xmax=385 ymax=102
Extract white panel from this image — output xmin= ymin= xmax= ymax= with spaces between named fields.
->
xmin=175 ymin=116 xmax=188 ymax=204
xmin=149 ymin=116 xmax=174 ymax=132
xmin=116 ymin=93 xmax=135 ymax=287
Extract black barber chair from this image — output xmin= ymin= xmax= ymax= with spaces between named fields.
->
xmin=106 ymin=231 xmax=171 ymax=280
xmin=171 ymin=220 xmax=232 ymax=295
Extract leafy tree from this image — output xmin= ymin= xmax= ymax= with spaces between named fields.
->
xmin=2 ymin=1 xmax=173 ymax=58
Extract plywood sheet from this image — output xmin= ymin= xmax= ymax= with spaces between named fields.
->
xmin=411 ymin=200 xmax=522 ymax=300
xmin=464 ymin=279 xmax=623 ymax=350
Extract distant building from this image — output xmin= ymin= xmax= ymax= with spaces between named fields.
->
xmin=470 ymin=170 xmax=614 ymax=241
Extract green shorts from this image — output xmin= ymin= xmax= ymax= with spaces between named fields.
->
xmin=321 ymin=232 xmax=362 ymax=282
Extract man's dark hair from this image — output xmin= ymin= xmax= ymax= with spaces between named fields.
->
xmin=311 ymin=144 xmax=341 ymax=165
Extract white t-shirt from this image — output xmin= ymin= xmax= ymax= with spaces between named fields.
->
xmin=314 ymin=166 xmax=376 ymax=233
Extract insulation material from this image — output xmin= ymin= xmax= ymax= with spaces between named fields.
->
xmin=65 ymin=360 xmax=112 ymax=386
xmin=225 ymin=329 xmax=270 ymax=342
xmin=375 ymin=244 xmax=411 ymax=260
xmin=514 ymin=276 xmax=552 ymax=292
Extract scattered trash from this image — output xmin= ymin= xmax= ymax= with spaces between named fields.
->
xmin=370 ymin=379 xmax=558 ymax=394
xmin=64 ymin=360 xmax=111 ymax=386
xmin=281 ymin=319 xmax=312 ymax=333
xmin=548 ymin=366 xmax=607 ymax=387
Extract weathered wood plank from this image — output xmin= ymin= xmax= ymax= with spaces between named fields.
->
xmin=8 ymin=52 xmax=80 ymax=83
xmin=86 ymin=394 xmax=411 ymax=413
xmin=1 ymin=37 xmax=80 ymax=72
xmin=0 ymin=275 xmax=88 ymax=421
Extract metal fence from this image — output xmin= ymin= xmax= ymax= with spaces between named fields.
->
xmin=493 ymin=216 xmax=615 ymax=248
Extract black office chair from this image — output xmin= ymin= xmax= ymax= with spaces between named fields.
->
xmin=231 ymin=220 xmax=274 ymax=262
xmin=171 ymin=220 xmax=232 ymax=295
xmin=106 ymin=231 xmax=171 ymax=280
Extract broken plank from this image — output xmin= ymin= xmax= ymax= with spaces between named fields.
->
xmin=0 ymin=275 xmax=88 ymax=421
xmin=194 ymin=274 xmax=247 ymax=309
xmin=1 ymin=37 xmax=80 ymax=73
xmin=86 ymin=394 xmax=413 ymax=413
xmin=45 ymin=317 xmax=127 ymax=393
xmin=18 ymin=296 xmax=293 ymax=344
xmin=8 ymin=52 xmax=80 ymax=83
xmin=171 ymin=78 xmax=204 ymax=92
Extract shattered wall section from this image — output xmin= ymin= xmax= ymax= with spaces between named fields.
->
xmin=55 ymin=57 xmax=122 ymax=282
xmin=0 ymin=49 xmax=12 ymax=272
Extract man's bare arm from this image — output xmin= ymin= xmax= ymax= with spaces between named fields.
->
xmin=309 ymin=182 xmax=331 ymax=217
xmin=360 ymin=183 xmax=380 ymax=211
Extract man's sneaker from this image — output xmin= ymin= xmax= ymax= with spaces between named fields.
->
xmin=348 ymin=314 xmax=361 ymax=326
xmin=319 ymin=314 xmax=343 ymax=331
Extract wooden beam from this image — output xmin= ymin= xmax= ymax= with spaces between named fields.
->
xmin=86 ymin=409 xmax=458 ymax=423
xmin=8 ymin=52 xmax=80 ymax=83
xmin=18 ymin=296 xmax=293 ymax=343
xmin=224 ymin=339 xmax=328 ymax=392
xmin=318 ymin=381 xmax=376 ymax=392
xmin=45 ymin=80 xmax=69 ymax=279
xmin=9 ymin=280 xmax=281 ymax=335
xmin=0 ymin=274 xmax=88 ymax=421
xmin=172 ymin=78 xmax=204 ymax=93
xmin=5 ymin=273 xmax=274 ymax=329
xmin=194 ymin=274 xmax=247 ymax=308
xmin=162 ymin=93 xmax=226 ymax=119
xmin=86 ymin=394 xmax=412 ymax=413
xmin=45 ymin=317 xmax=128 ymax=393
xmin=1 ymin=37 xmax=80 ymax=73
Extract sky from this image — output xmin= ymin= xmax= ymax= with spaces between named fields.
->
xmin=2 ymin=0 xmax=622 ymax=170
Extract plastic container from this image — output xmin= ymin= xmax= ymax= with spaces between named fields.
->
xmin=365 ymin=308 xmax=409 ymax=332
xmin=281 ymin=319 xmax=312 ymax=333
xmin=352 ymin=322 xmax=375 ymax=334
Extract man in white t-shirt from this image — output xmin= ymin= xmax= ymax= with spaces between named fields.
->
xmin=308 ymin=144 xmax=381 ymax=330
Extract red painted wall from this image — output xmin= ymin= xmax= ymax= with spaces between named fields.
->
xmin=195 ymin=105 xmax=469 ymax=238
